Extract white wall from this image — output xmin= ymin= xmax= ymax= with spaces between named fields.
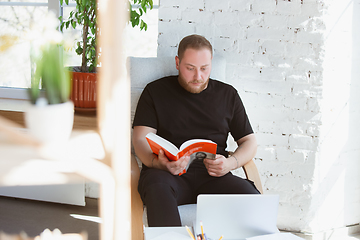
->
xmin=157 ymin=0 xmax=360 ymax=235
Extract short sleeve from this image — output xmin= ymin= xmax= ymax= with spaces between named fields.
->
xmin=132 ymin=85 xmax=158 ymax=129
xmin=229 ymin=92 xmax=253 ymax=141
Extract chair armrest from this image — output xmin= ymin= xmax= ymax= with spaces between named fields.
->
xmin=131 ymin=154 xmax=144 ymax=240
xmin=229 ymin=151 xmax=263 ymax=194
xmin=242 ymin=159 xmax=263 ymax=194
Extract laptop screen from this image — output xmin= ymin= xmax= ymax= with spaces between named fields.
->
xmin=195 ymin=194 xmax=280 ymax=240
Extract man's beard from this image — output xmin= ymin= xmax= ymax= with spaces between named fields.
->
xmin=178 ymin=74 xmax=209 ymax=94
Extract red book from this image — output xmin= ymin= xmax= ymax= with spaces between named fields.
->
xmin=146 ymin=132 xmax=217 ymax=174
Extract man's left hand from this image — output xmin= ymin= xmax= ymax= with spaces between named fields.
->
xmin=203 ymin=154 xmax=235 ymax=177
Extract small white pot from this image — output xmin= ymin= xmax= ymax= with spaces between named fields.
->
xmin=25 ymin=101 xmax=74 ymax=143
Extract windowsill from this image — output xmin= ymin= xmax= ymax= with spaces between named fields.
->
xmin=0 ymin=98 xmax=97 ymax=130
xmin=0 ymin=98 xmax=31 ymax=112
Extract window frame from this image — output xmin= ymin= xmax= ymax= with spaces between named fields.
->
xmin=0 ymin=0 xmax=63 ymax=100
xmin=0 ymin=0 xmax=159 ymax=101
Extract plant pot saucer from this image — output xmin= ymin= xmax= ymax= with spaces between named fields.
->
xmin=74 ymin=107 xmax=97 ymax=116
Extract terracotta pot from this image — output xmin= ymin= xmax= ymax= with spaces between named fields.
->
xmin=70 ymin=71 xmax=97 ymax=108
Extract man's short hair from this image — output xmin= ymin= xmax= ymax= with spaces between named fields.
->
xmin=177 ymin=34 xmax=213 ymax=61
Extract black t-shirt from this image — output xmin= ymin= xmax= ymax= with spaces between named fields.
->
xmin=132 ymin=75 xmax=253 ymax=157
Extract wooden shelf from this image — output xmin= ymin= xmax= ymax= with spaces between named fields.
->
xmin=0 ymin=110 xmax=97 ymax=130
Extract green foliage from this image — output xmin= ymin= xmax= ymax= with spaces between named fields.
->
xmin=59 ymin=0 xmax=153 ymax=73
xmin=29 ymin=43 xmax=71 ymax=105
xmin=59 ymin=0 xmax=97 ymax=73
xmin=130 ymin=0 xmax=154 ymax=31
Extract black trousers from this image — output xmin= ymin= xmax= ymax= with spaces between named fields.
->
xmin=138 ymin=159 xmax=260 ymax=227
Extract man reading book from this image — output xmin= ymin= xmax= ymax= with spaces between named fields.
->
xmin=132 ymin=34 xmax=260 ymax=227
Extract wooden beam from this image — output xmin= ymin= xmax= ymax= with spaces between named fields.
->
xmin=97 ymin=0 xmax=131 ymax=239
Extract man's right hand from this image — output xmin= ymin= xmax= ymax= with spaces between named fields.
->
xmin=156 ymin=149 xmax=191 ymax=175
xmin=132 ymin=125 xmax=190 ymax=175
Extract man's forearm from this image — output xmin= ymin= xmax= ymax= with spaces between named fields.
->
xmin=133 ymin=142 xmax=156 ymax=167
xmin=230 ymin=133 xmax=257 ymax=169
xmin=132 ymin=126 xmax=158 ymax=168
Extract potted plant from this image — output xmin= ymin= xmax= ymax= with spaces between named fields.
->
xmin=59 ymin=0 xmax=154 ymax=110
xmin=26 ymin=13 xmax=74 ymax=143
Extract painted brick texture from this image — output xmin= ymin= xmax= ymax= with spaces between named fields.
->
xmin=157 ymin=0 xmax=360 ymax=235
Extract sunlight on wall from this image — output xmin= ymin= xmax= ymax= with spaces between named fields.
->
xmin=313 ymin=167 xmax=346 ymax=231
xmin=309 ymin=0 xmax=355 ymax=233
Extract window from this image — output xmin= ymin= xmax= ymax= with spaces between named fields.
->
xmin=0 ymin=1 xmax=49 ymax=99
xmin=0 ymin=0 xmax=158 ymax=100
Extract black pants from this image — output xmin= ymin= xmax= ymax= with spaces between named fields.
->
xmin=138 ymin=159 xmax=260 ymax=227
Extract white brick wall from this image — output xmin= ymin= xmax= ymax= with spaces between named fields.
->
xmin=157 ymin=0 xmax=360 ymax=235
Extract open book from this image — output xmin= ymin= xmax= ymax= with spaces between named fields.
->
xmin=145 ymin=132 xmax=217 ymax=174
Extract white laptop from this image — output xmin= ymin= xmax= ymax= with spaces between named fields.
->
xmin=194 ymin=194 xmax=280 ymax=240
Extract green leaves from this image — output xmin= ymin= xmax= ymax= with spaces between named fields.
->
xmin=59 ymin=0 xmax=154 ymax=73
xmin=30 ymin=44 xmax=71 ymax=104
xmin=75 ymin=42 xmax=83 ymax=55
xmin=71 ymin=20 xmax=77 ymax=29
xmin=59 ymin=0 xmax=97 ymax=73
xmin=130 ymin=0 xmax=153 ymax=31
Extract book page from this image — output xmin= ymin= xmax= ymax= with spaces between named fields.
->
xmin=146 ymin=132 xmax=179 ymax=156
xmin=179 ymin=139 xmax=215 ymax=151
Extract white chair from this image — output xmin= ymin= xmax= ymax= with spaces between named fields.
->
xmin=128 ymin=56 xmax=263 ymax=239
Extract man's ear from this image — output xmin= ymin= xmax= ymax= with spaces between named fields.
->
xmin=175 ymin=56 xmax=180 ymax=70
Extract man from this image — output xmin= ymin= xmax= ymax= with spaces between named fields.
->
xmin=132 ymin=34 xmax=259 ymax=227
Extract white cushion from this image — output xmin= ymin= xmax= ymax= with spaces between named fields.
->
xmin=143 ymin=204 xmax=197 ymax=227
xmin=128 ymin=56 xmax=226 ymax=90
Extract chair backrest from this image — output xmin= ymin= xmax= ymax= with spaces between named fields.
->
xmin=128 ymin=57 xmax=263 ymax=233
xmin=128 ymin=56 xmax=226 ymax=122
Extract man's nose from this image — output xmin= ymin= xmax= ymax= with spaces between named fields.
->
xmin=194 ymin=69 xmax=202 ymax=80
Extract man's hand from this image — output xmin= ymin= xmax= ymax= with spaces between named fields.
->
xmin=203 ymin=154 xmax=236 ymax=177
xmin=156 ymin=149 xmax=191 ymax=175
